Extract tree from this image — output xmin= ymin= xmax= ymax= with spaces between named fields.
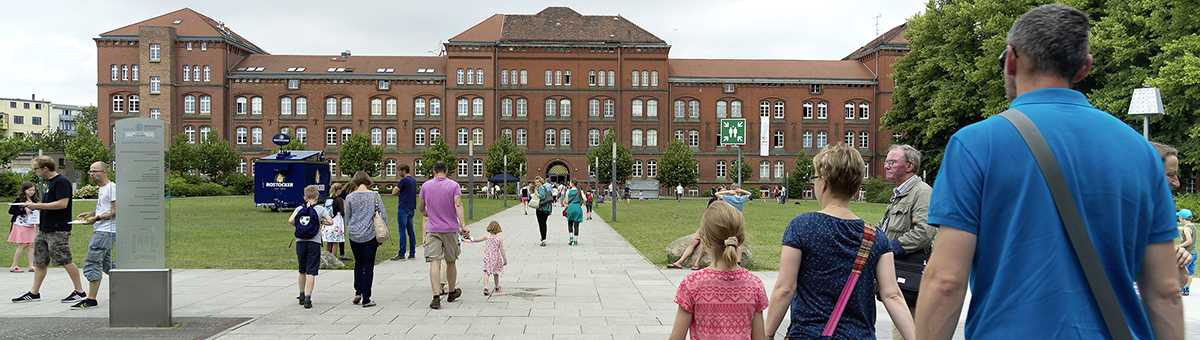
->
xmin=193 ymin=130 xmax=239 ymax=177
xmin=280 ymin=129 xmax=305 ymax=151
xmin=0 ymin=138 xmax=31 ymax=170
xmin=654 ymin=138 xmax=698 ymax=189
xmin=339 ymin=132 xmax=383 ymax=177
xmin=76 ymin=106 xmax=98 ymax=133
xmin=787 ymin=152 xmax=814 ymax=198
xmin=484 ymin=135 xmax=525 ymax=179
xmin=735 ymin=153 xmax=754 ymax=185
xmin=586 ymin=130 xmax=633 ymax=185
xmin=28 ymin=129 xmax=71 ymax=152
xmin=65 ymin=128 xmax=112 ymax=173
xmin=418 ymin=135 xmax=458 ymax=179
xmin=165 ymin=134 xmax=194 ymax=174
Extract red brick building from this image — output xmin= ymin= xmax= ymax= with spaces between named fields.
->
xmin=96 ymin=7 xmax=908 ymax=198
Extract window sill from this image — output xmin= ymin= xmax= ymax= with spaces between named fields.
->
xmin=150 ymin=91 xmax=160 ymax=95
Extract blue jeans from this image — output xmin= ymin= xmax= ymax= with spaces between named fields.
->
xmin=82 ymin=231 xmax=115 ymax=282
xmin=350 ymin=239 xmax=379 ymax=303
xmin=396 ymin=209 xmax=415 ymax=256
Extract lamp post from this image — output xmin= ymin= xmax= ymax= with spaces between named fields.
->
xmin=503 ymin=155 xmax=508 ymax=207
xmin=468 ymin=142 xmax=473 ymax=220
xmin=1128 ymin=85 xmax=1165 ymax=140
xmin=611 ymin=142 xmax=616 ymax=222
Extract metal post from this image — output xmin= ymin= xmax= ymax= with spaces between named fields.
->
xmin=503 ymin=155 xmax=508 ymax=206
xmin=737 ymin=146 xmax=743 ymax=188
xmin=611 ymin=142 xmax=617 ymax=222
xmin=468 ymin=142 xmax=473 ymax=220
xmin=1143 ymin=116 xmax=1150 ymax=140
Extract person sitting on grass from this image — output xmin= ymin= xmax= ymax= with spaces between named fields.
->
xmin=288 ymin=185 xmax=333 ymax=309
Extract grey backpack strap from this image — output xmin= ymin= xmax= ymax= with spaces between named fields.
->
xmin=998 ymin=109 xmax=1133 ymax=340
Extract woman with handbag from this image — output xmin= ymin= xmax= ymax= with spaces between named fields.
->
xmin=533 ymin=177 xmax=553 ymax=247
xmin=562 ymin=179 xmax=584 ymax=246
xmin=765 ymin=143 xmax=914 ymax=339
xmin=343 ymin=171 xmax=388 ymax=308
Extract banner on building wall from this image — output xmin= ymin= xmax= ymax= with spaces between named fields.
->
xmin=759 ymin=116 xmax=769 ymax=157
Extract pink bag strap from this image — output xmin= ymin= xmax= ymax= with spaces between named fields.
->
xmin=821 ymin=223 xmax=877 ymax=337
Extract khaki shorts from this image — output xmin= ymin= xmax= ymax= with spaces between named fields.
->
xmin=33 ymin=230 xmax=73 ymax=267
xmin=424 ymin=232 xmax=461 ymax=262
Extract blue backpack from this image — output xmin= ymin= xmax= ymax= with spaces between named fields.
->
xmin=293 ymin=204 xmax=321 ymax=239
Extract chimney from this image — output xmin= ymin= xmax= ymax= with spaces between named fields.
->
xmin=340 ymin=50 xmax=350 ymax=61
xmin=31 ymin=94 xmax=35 ymax=100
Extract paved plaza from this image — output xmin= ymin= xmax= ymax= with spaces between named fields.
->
xmin=0 ymin=204 xmax=1197 ymax=339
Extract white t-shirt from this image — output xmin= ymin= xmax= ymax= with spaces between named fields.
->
xmin=676 ymin=185 xmax=683 ymax=194
xmin=94 ymin=182 xmax=116 ymax=233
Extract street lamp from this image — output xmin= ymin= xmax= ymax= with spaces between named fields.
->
xmin=1128 ymin=85 xmax=1165 ymax=140
xmin=503 ymin=154 xmax=508 ymax=207
xmin=468 ymin=142 xmax=473 ymax=220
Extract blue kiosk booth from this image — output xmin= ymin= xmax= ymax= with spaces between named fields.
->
xmin=254 ymin=150 xmax=330 ymax=211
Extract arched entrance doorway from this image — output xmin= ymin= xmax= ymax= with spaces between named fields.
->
xmin=546 ymin=162 xmax=570 ymax=185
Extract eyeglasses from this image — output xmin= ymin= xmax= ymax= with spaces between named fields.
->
xmin=87 ymin=170 xmax=104 ymax=174
xmin=884 ymin=160 xmax=903 ymax=167
xmin=998 ymin=48 xmax=1018 ymax=69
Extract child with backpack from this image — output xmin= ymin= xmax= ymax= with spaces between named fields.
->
xmin=585 ymin=190 xmax=593 ymax=220
xmin=669 ymin=201 xmax=768 ymax=340
xmin=288 ymin=185 xmax=333 ymax=309
xmin=480 ymin=221 xmax=508 ymax=296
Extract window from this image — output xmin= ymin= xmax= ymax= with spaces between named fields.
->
xmin=386 ymin=98 xmax=396 ymax=116
xmin=775 ymin=161 xmax=785 ymax=179
xmin=476 ymin=69 xmax=483 ymax=85
xmin=430 ymin=99 xmax=440 ymax=115
xmin=200 ymin=95 xmax=211 ymax=113
xmin=329 ymin=160 xmax=338 ymax=177
xmin=859 ymin=132 xmax=869 ymax=148
xmin=603 ymin=99 xmax=614 ymax=117
xmin=150 ymin=77 xmax=160 ymax=93
xmin=775 ymin=130 xmax=785 ymax=148
xmin=817 ymin=103 xmax=827 ymax=119
xmin=774 ymin=101 xmax=785 ymax=119
xmin=641 ymin=71 xmax=649 ymax=87
xmin=458 ymin=128 xmax=469 ymax=145
xmin=817 ymin=131 xmax=827 ymax=148
xmin=200 ymin=126 xmax=211 ymax=139
xmin=545 ymin=70 xmax=552 ymax=86
xmin=458 ymin=98 xmax=469 ymax=116
xmin=597 ymin=70 xmax=605 ymax=87
xmin=544 ymin=99 xmax=556 ymax=117
xmin=236 ymin=97 xmax=247 ymax=114
xmin=192 ymin=66 xmax=199 ymax=82
xmin=647 ymin=99 xmax=658 ymax=117
xmin=632 ymin=129 xmax=643 ymax=146
xmin=633 ymin=160 xmax=643 ymax=178
xmin=760 ymin=161 xmax=770 ymax=179
xmin=473 ymin=128 xmax=483 ymax=145
xmin=184 ymin=95 xmax=196 ymax=113
xmin=631 ymin=70 xmax=639 ymax=87
xmin=545 ymin=129 xmax=556 ymax=146
xmin=473 ymin=159 xmax=484 ymax=177
xmin=520 ymin=70 xmax=527 ymax=85
xmin=296 ymin=97 xmax=306 ymax=115
xmin=716 ymin=161 xmax=727 ymax=178
xmin=342 ymin=128 xmax=352 ymax=144
xmin=149 ymin=44 xmax=160 ymax=61
xmin=466 ymin=69 xmax=474 ymax=85
xmin=129 ymin=95 xmax=140 ymax=112
xmin=608 ymin=71 xmax=615 ymax=87
xmin=413 ymin=160 xmax=423 ymax=177
xmin=555 ymin=70 xmax=562 ymax=86
xmin=731 ymin=101 xmax=742 ymax=118
xmin=760 ymin=101 xmax=771 ymax=118
xmin=845 ymin=103 xmax=855 ymax=119
xmin=647 ymin=160 xmax=658 ymax=177
xmin=386 ymin=159 xmax=397 ymax=177
xmin=371 ymin=98 xmax=382 ymax=115
xmin=203 ymin=66 xmax=210 ymax=82
xmin=564 ymin=70 xmax=571 ymax=86
xmin=472 ymin=98 xmax=484 ymax=116
xmin=111 ymin=65 xmax=118 ymax=81
xmin=688 ymin=130 xmax=699 ymax=147
xmin=689 ymin=100 xmax=700 ymax=118
xmin=238 ymin=159 xmax=246 ymax=174
xmin=414 ymin=98 xmax=426 ymax=116
xmin=864 ymin=164 xmax=870 ymax=179
xmin=589 ymin=129 xmax=600 ymax=146
xmin=675 ymin=130 xmax=685 ymax=143
xmin=717 ymin=101 xmax=727 ymax=118
xmin=236 ymin=127 xmax=247 ymax=144
xmin=371 ymin=128 xmax=382 ymax=145
xmin=288 ymin=79 xmax=299 ymax=89
xmin=456 ymin=69 xmax=464 ymax=85
xmin=647 ymin=129 xmax=658 ymax=146
xmin=501 ymin=128 xmax=512 ymax=140
xmin=859 ymin=103 xmax=869 ymax=119
xmin=516 ymin=99 xmax=527 ymax=116
xmin=280 ymin=98 xmax=291 ymax=115
xmin=325 ymin=98 xmax=337 ymax=115
xmin=803 ymin=102 xmax=813 ymax=119
xmin=326 ymin=128 xmax=337 ymax=145
xmin=501 ymin=70 xmax=508 ymax=85
xmin=674 ymin=100 xmax=685 ymax=117
xmin=724 ymin=83 xmax=735 ymax=93
xmin=589 ymin=70 xmax=596 ymax=86
xmin=415 ymin=128 xmax=426 ymax=145
xmin=297 ymin=128 xmax=306 ymax=143
xmin=560 ymin=99 xmax=570 ymax=116
xmin=845 ymin=132 xmax=855 ymax=146
xmin=184 ymin=126 xmax=195 ymax=143
xmin=341 ymin=98 xmax=352 ymax=115
xmin=251 ymin=97 xmax=262 ymax=114
xmin=430 ymin=129 xmax=441 ymax=143
xmin=12 ymin=116 xmax=21 ymax=124
xmin=560 ymin=128 xmax=571 ymax=146
xmin=458 ymin=159 xmax=468 ymax=177
xmin=651 ymin=71 xmax=658 ymax=87
xmin=589 ymin=99 xmax=599 ymax=116
xmin=501 ymin=98 xmax=512 ymax=116
xmin=132 ymin=65 xmax=139 ymax=81
xmin=811 ymin=84 xmax=821 ymax=94
xmin=516 ymin=128 xmax=527 ymax=145
xmin=112 ymin=95 xmax=123 ymax=112
xmin=183 ymin=65 xmax=190 ymax=81
xmin=252 ymin=127 xmax=262 ymax=144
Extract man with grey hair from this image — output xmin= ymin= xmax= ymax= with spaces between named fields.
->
xmin=919 ymin=4 xmax=1183 ymax=339
xmin=880 ymin=143 xmax=933 ymax=340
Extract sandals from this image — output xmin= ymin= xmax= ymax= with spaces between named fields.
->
xmin=665 ymin=263 xmax=683 ymax=269
xmin=540 ymin=241 xmax=546 ymax=247
xmin=691 ymin=265 xmax=702 ymax=271
xmin=9 ymin=267 xmax=22 ymax=273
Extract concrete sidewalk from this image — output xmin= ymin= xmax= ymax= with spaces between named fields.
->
xmin=0 ymin=204 xmax=1197 ymax=339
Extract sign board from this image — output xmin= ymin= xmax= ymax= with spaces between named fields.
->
xmin=114 ymin=118 xmax=166 ymax=269
xmin=720 ymin=119 xmax=746 ymax=145
xmin=1128 ymin=87 xmax=1165 ymax=115
xmin=272 ymin=133 xmax=291 ymax=146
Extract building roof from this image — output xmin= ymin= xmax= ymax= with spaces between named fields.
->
xmin=668 ymin=59 xmax=876 ymax=82
xmin=843 ymin=23 xmax=909 ymax=61
xmin=229 ymin=54 xmax=445 ymax=78
xmin=99 ymin=8 xmax=267 ymax=54
xmin=450 ymin=7 xmax=665 ymax=44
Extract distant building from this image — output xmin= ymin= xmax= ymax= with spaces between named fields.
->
xmin=96 ymin=7 xmax=910 ymax=198
xmin=0 ymin=96 xmax=52 ymax=139
xmin=51 ymin=104 xmax=83 ymax=136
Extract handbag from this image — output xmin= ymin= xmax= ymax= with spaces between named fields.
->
xmin=1000 ymin=109 xmax=1132 ymax=340
xmin=820 ymin=222 xmax=878 ymax=339
xmin=372 ymin=192 xmax=390 ymax=244
xmin=893 ymin=249 xmax=930 ymax=293
xmin=527 ymin=192 xmax=541 ymax=209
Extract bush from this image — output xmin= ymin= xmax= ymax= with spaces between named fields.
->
xmin=194 ymin=183 xmax=231 ymax=196
xmin=73 ymin=184 xmax=99 ymax=199
xmin=214 ymin=173 xmax=253 ymax=195
xmin=0 ymin=171 xmax=38 ymax=197
xmin=1177 ymin=193 xmax=1200 ymax=215
xmin=863 ymin=178 xmax=895 ymax=204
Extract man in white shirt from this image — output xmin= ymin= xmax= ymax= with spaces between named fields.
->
xmin=71 ymin=162 xmax=116 ymax=310
xmin=675 ymin=184 xmax=683 ymax=202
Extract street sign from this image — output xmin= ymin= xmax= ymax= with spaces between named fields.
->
xmin=720 ymin=119 xmax=746 ymax=145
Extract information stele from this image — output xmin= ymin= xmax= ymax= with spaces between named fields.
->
xmin=114 ymin=118 xmax=165 ymax=269
xmin=720 ymin=119 xmax=747 ymax=145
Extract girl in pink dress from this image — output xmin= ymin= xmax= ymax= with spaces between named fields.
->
xmin=8 ymin=182 xmax=37 ymax=273
xmin=481 ymin=221 xmax=507 ymax=296
xmin=669 ymin=201 xmax=768 ymax=340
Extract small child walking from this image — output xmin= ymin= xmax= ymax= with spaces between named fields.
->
xmin=323 ymin=183 xmax=347 ymax=260
xmin=481 ymin=221 xmax=508 ymax=296
xmin=8 ymin=182 xmax=37 ymax=273
xmin=289 ymin=185 xmax=333 ymax=309
xmin=669 ymin=201 xmax=768 ymax=340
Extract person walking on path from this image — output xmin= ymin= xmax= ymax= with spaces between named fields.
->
xmin=562 ymin=179 xmax=584 ymax=246
xmin=419 ymin=162 xmax=467 ymax=309
xmin=534 ymin=177 xmax=553 ymax=247
xmin=624 ymin=185 xmax=630 ymax=204
xmin=391 ymin=163 xmax=418 ymax=261
xmin=323 ymin=183 xmax=348 ymax=261
xmin=879 ymin=144 xmax=935 ymax=340
xmin=1178 ymin=209 xmax=1196 ymax=295
xmin=288 ymin=185 xmax=333 ymax=309
xmin=765 ymin=143 xmax=914 ymax=339
xmin=521 ymin=184 xmax=531 ymax=215
xmin=669 ymin=201 xmax=768 ymax=340
xmin=1149 ymin=141 xmax=1197 ymax=290
xmin=8 ymin=182 xmax=38 ymax=273
xmin=13 ymin=156 xmax=86 ymax=304
xmin=919 ymin=5 xmax=1182 ymax=339
xmin=676 ymin=184 xmax=683 ymax=202
xmin=480 ymin=221 xmax=507 ymax=296
xmin=69 ymin=162 xmax=117 ymax=310
xmin=344 ymin=171 xmax=387 ymax=308
xmin=585 ymin=190 xmax=593 ymax=220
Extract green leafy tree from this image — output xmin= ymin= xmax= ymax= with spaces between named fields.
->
xmin=654 ymin=139 xmax=698 ymax=189
xmin=787 ymin=152 xmax=814 ymax=198
xmin=339 ymin=132 xmax=383 ymax=177
xmin=65 ymin=128 xmax=112 ymax=173
xmin=165 ymin=134 xmax=194 ymax=174
xmin=76 ymin=106 xmax=98 ymax=133
xmin=418 ymin=135 xmax=458 ymax=179
xmin=193 ymin=130 xmax=239 ymax=177
xmin=280 ymin=129 xmax=305 ymax=151
xmin=0 ymin=138 xmax=31 ymax=170
xmin=484 ymin=135 xmax=525 ymax=179
xmin=586 ymin=130 xmax=633 ymax=185
xmin=734 ymin=153 xmax=754 ymax=184
xmin=28 ymin=129 xmax=71 ymax=152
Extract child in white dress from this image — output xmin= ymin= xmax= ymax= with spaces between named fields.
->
xmin=480 ymin=221 xmax=507 ymax=296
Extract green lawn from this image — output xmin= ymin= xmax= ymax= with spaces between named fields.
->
xmin=593 ymin=198 xmax=889 ymax=271
xmin=0 ymin=195 xmax=512 ymax=270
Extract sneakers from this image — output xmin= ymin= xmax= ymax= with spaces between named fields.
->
xmin=298 ymin=293 xmax=305 ymax=305
xmin=352 ymin=295 xmax=362 ymax=305
xmin=389 ymin=254 xmax=405 ymax=261
xmin=70 ymin=299 xmax=98 ymax=310
xmin=1183 ymin=287 xmax=1191 ymax=296
xmin=61 ymin=291 xmax=86 ymax=303
xmin=483 ymin=288 xmax=490 ymax=296
xmin=362 ymin=300 xmax=376 ymax=308
xmin=446 ymin=288 xmax=462 ymax=302
xmin=430 ymin=296 xmax=442 ymax=309
xmin=12 ymin=292 xmax=39 ymax=303
xmin=303 ymin=297 xmax=312 ymax=309
xmin=407 ymin=255 xmax=417 ymax=259
xmin=494 ymin=285 xmax=501 ymax=292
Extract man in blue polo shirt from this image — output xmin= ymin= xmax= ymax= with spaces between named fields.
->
xmin=916 ymin=4 xmax=1182 ymax=339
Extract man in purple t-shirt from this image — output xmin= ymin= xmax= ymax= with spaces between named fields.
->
xmin=418 ymin=161 xmax=467 ymax=309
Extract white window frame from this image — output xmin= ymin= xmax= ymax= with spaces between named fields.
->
xmin=589 ymin=129 xmax=600 ymax=147
xmin=632 ymin=129 xmax=643 ymax=146
xmin=252 ymin=127 xmax=262 ymax=144
xmin=647 ymin=129 xmax=658 ymax=147
xmin=296 ymin=97 xmax=306 ymax=115
xmin=415 ymin=128 xmax=426 ymax=146
xmin=341 ymin=98 xmax=352 ymax=115
xmin=280 ymin=97 xmax=291 ymax=115
xmin=371 ymin=128 xmax=382 ymax=145
xmin=236 ymin=127 xmax=247 ymax=145
xmin=516 ymin=128 xmax=527 ymax=145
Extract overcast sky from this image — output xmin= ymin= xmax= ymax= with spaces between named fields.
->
xmin=0 ymin=0 xmax=927 ymax=107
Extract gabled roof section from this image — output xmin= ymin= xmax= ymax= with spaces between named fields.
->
xmin=229 ymin=55 xmax=445 ymax=78
xmin=843 ymin=23 xmax=908 ymax=61
xmin=450 ymin=7 xmax=666 ymax=44
xmin=668 ymin=59 xmax=875 ymax=81
xmin=99 ymin=8 xmax=267 ymax=54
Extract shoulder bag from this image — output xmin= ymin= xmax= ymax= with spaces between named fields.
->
xmin=527 ymin=192 xmax=541 ymax=209
xmin=1000 ymin=109 xmax=1132 ymax=340
xmin=372 ymin=192 xmax=391 ymax=244
xmin=819 ymin=222 xmax=878 ymax=339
